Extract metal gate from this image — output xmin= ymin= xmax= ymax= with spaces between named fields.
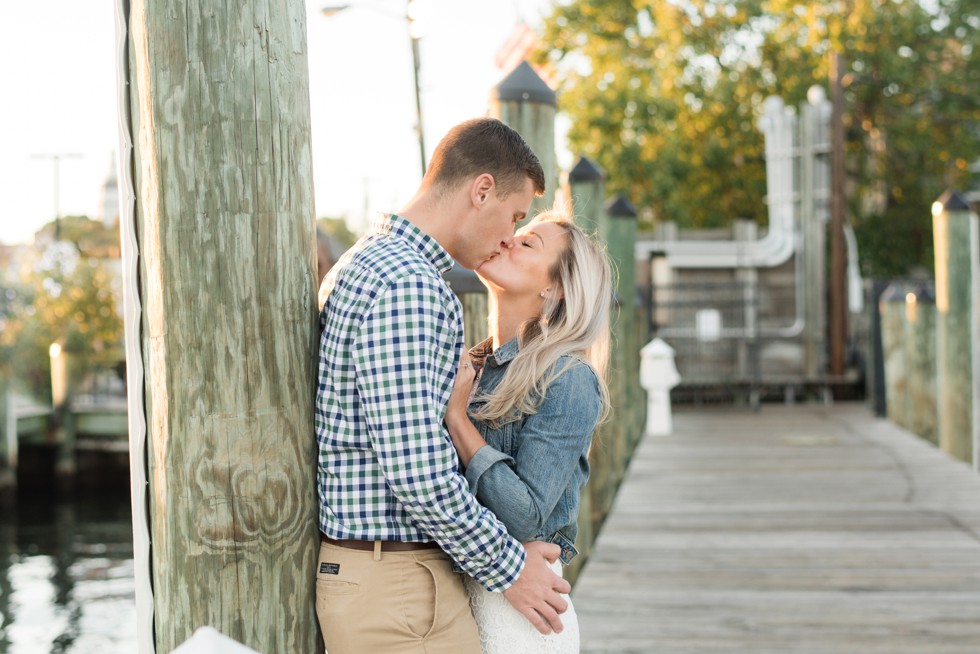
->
xmin=650 ymin=281 xmax=762 ymax=404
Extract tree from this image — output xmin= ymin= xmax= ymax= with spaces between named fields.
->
xmin=316 ymin=215 xmax=358 ymax=250
xmin=35 ymin=214 xmax=122 ymax=259
xmin=535 ymin=0 xmax=980 ymax=276
xmin=0 ymin=232 xmax=122 ymax=401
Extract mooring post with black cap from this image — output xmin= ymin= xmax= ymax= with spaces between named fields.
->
xmin=560 ymin=155 xmax=603 ymax=584
xmin=607 ymin=195 xmax=638 ymax=320
xmin=932 ymin=189 xmax=977 ymax=466
xmin=593 ymin=195 xmax=638 ymax=509
xmin=608 ymin=195 xmax=644 ymax=454
xmin=568 ymin=156 xmax=605 ymax=238
xmin=489 ymin=61 xmax=557 ymax=218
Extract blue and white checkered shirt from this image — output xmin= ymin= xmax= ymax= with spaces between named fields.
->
xmin=315 ymin=213 xmax=526 ymax=591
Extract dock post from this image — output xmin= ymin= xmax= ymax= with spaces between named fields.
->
xmin=904 ymin=285 xmax=937 ymax=444
xmin=880 ymin=283 xmax=908 ymax=430
xmin=489 ymin=61 xmax=557 ymax=218
xmin=606 ymin=196 xmax=642 ymax=454
xmin=566 ymin=156 xmax=605 ymax=583
xmin=568 ymin=156 xmax=605 ymax=237
xmin=0 ymin=378 xmax=14 ymax=493
xmin=49 ymin=342 xmax=77 ymax=486
xmin=122 ymin=1 xmax=320 ymax=651
xmin=932 ymin=190 xmax=976 ymax=465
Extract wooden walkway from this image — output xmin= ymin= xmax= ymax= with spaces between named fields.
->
xmin=573 ymin=403 xmax=980 ymax=653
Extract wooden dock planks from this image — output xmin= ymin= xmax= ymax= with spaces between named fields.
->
xmin=574 ymin=404 xmax=980 ymax=653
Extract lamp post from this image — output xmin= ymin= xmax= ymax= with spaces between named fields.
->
xmin=321 ymin=1 xmax=427 ymax=177
xmin=32 ymin=152 xmax=82 ymax=241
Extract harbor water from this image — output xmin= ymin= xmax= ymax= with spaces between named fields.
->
xmin=0 ymin=473 xmax=136 ymax=653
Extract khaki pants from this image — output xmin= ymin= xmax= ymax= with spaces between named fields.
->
xmin=316 ymin=541 xmax=482 ymax=654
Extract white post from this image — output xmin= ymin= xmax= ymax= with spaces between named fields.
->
xmin=640 ymin=338 xmax=681 ymax=436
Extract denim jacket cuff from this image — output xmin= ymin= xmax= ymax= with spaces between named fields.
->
xmin=465 ymin=445 xmax=515 ymax=496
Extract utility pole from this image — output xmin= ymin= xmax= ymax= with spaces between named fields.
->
xmin=322 ymin=1 xmax=427 ymax=178
xmin=31 ymin=153 xmax=81 ymax=241
xmin=409 ymin=24 xmax=426 ymax=176
xmin=829 ymin=52 xmax=847 ymax=376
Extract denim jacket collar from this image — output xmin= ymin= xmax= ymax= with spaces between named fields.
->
xmin=488 ymin=337 xmax=520 ymax=367
xmin=469 ymin=337 xmax=520 ymax=377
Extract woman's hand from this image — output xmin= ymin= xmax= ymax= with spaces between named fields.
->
xmin=445 ymin=352 xmax=485 ymax=466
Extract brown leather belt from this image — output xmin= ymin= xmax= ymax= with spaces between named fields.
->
xmin=320 ymin=533 xmax=440 ymax=552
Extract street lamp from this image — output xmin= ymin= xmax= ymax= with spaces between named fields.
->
xmin=32 ymin=152 xmax=82 ymax=241
xmin=321 ymin=1 xmax=427 ymax=178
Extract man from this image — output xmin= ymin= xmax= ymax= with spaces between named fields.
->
xmin=315 ymin=118 xmax=570 ymax=654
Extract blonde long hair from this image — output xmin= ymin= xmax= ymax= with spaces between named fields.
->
xmin=470 ymin=210 xmax=612 ymax=426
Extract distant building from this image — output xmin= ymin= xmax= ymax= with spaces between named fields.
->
xmin=0 ymin=243 xmax=16 ymax=273
xmin=98 ymin=155 xmax=119 ymax=228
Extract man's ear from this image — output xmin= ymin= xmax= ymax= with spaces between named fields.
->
xmin=470 ymin=173 xmax=496 ymax=208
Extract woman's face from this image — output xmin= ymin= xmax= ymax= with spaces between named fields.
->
xmin=475 ymin=220 xmax=567 ymax=298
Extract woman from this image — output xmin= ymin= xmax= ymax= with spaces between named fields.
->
xmin=445 ymin=209 xmax=612 ymax=653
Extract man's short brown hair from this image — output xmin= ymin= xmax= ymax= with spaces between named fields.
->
xmin=424 ymin=118 xmax=545 ymax=199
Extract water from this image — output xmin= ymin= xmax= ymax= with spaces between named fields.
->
xmin=0 ymin=483 xmax=137 ymax=654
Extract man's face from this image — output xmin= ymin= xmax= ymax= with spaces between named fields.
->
xmin=457 ymin=176 xmax=536 ymax=270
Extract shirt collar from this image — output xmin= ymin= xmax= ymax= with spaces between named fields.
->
xmin=487 ymin=337 xmax=520 ymax=367
xmin=372 ymin=213 xmax=455 ymax=274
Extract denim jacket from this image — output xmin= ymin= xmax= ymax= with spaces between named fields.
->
xmin=464 ymin=338 xmax=602 ymax=565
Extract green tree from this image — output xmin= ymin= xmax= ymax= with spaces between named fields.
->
xmin=35 ymin=215 xmax=122 ymax=259
xmin=1 ymin=239 xmax=123 ymax=402
xmin=316 ymin=216 xmax=358 ymax=250
xmin=536 ymin=0 xmax=980 ymax=276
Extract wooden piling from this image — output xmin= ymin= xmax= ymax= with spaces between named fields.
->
xmin=568 ymin=156 xmax=605 ymax=237
xmin=125 ymin=1 xmax=319 ymax=651
xmin=606 ymin=196 xmax=642 ymax=458
xmin=49 ymin=344 xmax=77 ymax=484
xmin=904 ymin=285 xmax=937 ymax=444
xmin=932 ymin=190 xmax=975 ymax=464
xmin=607 ymin=196 xmax=638 ymax=318
xmin=489 ymin=61 xmax=557 ymax=217
xmin=0 ymin=378 xmax=12 ymax=492
xmin=565 ymin=158 xmax=605 ymax=584
xmin=879 ymin=283 xmax=908 ymax=429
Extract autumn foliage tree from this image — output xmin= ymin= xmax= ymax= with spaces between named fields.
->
xmin=535 ymin=0 xmax=979 ymax=277
xmin=0 ymin=218 xmax=123 ymax=401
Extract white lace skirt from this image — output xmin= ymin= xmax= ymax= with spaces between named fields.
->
xmin=464 ymin=560 xmax=579 ymax=654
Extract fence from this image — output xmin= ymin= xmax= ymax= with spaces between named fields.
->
xmin=651 ymin=281 xmax=760 ymax=399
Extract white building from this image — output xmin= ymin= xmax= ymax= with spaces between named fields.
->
xmin=97 ymin=155 xmax=119 ymax=228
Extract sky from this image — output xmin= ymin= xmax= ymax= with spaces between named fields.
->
xmin=0 ymin=0 xmax=561 ymax=245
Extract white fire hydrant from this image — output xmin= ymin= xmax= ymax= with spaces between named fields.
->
xmin=640 ymin=338 xmax=681 ymax=436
